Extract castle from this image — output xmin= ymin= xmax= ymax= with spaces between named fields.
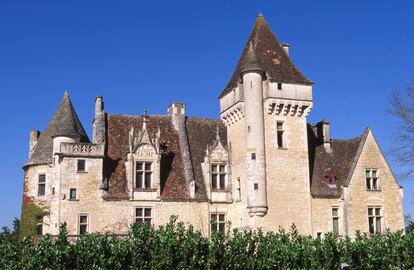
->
xmin=21 ymin=14 xmax=404 ymax=237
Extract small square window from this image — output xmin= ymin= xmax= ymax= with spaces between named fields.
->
xmin=251 ymin=153 xmax=256 ymax=160
xmin=69 ymin=188 xmax=77 ymax=200
xmin=277 ymin=83 xmax=282 ymax=90
xmin=135 ymin=207 xmax=152 ymax=226
xmin=254 ymin=183 xmax=259 ymax=190
xmin=77 ymin=160 xmax=86 ymax=172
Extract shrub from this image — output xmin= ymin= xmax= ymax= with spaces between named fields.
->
xmin=0 ymin=217 xmax=413 ymax=269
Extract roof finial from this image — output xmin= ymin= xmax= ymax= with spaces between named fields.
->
xmin=64 ymin=90 xmax=69 ymax=97
xmin=258 ymin=11 xmax=264 ymax=17
xmin=143 ymin=108 xmax=149 ymax=129
xmin=216 ymin=125 xmax=220 ymax=140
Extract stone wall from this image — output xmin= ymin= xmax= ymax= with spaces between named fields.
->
xmin=346 ymin=130 xmax=404 ymax=236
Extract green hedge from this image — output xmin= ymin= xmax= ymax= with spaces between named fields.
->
xmin=1 ymin=216 xmax=413 ymax=270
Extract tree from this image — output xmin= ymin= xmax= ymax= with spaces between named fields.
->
xmin=388 ymin=84 xmax=414 ymax=180
xmin=405 ymin=215 xmax=414 ymax=233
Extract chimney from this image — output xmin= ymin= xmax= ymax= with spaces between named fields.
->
xmin=282 ymin=43 xmax=290 ymax=56
xmin=317 ymin=119 xmax=331 ymax=153
xmin=93 ymin=96 xmax=105 ymax=144
xmin=167 ymin=102 xmax=195 ymax=198
xmin=29 ymin=129 xmax=40 ymax=158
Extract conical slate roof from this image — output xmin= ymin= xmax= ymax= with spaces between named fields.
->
xmin=219 ymin=14 xmax=312 ymax=98
xmin=239 ymin=42 xmax=264 ymax=75
xmin=27 ymin=92 xmax=89 ymax=165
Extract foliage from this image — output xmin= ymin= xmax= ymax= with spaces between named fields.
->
xmin=406 ymin=215 xmax=414 ymax=234
xmin=19 ymin=201 xmax=48 ymax=240
xmin=0 ymin=216 xmax=414 ymax=269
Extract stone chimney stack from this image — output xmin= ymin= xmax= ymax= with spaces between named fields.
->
xmin=29 ymin=129 xmax=40 ymax=158
xmin=167 ymin=102 xmax=195 ymax=198
xmin=282 ymin=43 xmax=290 ymax=56
xmin=93 ymin=96 xmax=105 ymax=144
xmin=317 ymin=119 xmax=331 ymax=153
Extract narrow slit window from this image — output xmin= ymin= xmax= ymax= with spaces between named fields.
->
xmin=251 ymin=153 xmax=256 ymax=160
xmin=332 ymin=207 xmax=339 ymax=234
xmin=38 ymin=174 xmax=46 ymax=196
xmin=276 ymin=121 xmax=284 ymax=148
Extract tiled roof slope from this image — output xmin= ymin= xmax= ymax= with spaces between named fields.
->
xmin=308 ymin=125 xmax=363 ymax=198
xmin=186 ymin=117 xmax=227 ymax=201
xmin=219 ymin=14 xmax=312 ymax=98
xmin=104 ymin=114 xmax=227 ymax=201
xmin=27 ymin=92 xmax=89 ymax=166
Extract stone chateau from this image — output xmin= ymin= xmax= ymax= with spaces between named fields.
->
xmin=22 ymin=14 xmax=404 ymax=237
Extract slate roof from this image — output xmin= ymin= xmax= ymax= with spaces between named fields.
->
xmin=26 ymin=92 xmax=89 ymax=166
xmin=308 ymin=124 xmax=364 ymax=198
xmin=219 ymin=14 xmax=312 ymax=98
xmin=104 ymin=114 xmax=226 ymax=201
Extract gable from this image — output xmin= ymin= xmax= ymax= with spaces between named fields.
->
xmin=345 ymin=129 xmax=401 ymax=189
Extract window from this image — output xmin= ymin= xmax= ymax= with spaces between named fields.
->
xmin=276 ymin=121 xmax=284 ymax=148
xmin=69 ymin=188 xmax=77 ymax=200
xmin=277 ymin=83 xmax=282 ymax=90
xmin=368 ymin=207 xmax=382 ymax=234
xmin=136 ymin=162 xmax=153 ymax=190
xmin=211 ymin=164 xmax=226 ymax=190
xmin=365 ymin=169 xmax=380 ymax=190
xmin=38 ymin=174 xmax=46 ymax=196
xmin=36 ymin=216 xmax=43 ymax=236
xmin=251 ymin=153 xmax=256 ymax=160
xmin=236 ymin=177 xmax=241 ymax=201
xmin=79 ymin=214 xmax=89 ymax=235
xmin=210 ymin=213 xmax=226 ymax=234
xmin=77 ymin=159 xmax=86 ymax=172
xmin=135 ymin=207 xmax=152 ymax=226
xmin=332 ymin=207 xmax=339 ymax=234
xmin=254 ymin=183 xmax=258 ymax=190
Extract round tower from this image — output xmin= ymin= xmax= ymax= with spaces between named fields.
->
xmin=241 ymin=43 xmax=268 ymax=217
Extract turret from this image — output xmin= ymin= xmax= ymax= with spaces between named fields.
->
xmin=50 ymin=91 xmax=89 ymax=155
xmin=240 ymin=43 xmax=268 ymax=217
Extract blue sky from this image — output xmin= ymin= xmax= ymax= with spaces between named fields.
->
xmin=0 ymin=1 xmax=413 ymax=228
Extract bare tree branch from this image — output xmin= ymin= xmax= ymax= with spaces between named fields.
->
xmin=387 ymin=84 xmax=414 ymax=180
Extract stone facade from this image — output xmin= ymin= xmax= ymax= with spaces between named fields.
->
xmin=21 ymin=14 xmax=404 ymax=238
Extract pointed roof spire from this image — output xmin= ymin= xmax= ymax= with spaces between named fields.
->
xmin=258 ymin=11 xmax=264 ymax=17
xmin=239 ymin=42 xmax=264 ymax=76
xmin=49 ymin=92 xmax=88 ymax=139
xmin=219 ymin=14 xmax=312 ymax=98
xmin=27 ymin=92 xmax=90 ymax=165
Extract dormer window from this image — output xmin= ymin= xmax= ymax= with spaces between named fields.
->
xmin=136 ymin=162 xmax=153 ymax=190
xmin=211 ymin=164 xmax=227 ymax=190
xmin=325 ymin=169 xmax=337 ymax=188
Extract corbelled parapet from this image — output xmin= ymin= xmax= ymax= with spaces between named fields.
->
xmin=168 ymin=103 xmax=196 ymax=199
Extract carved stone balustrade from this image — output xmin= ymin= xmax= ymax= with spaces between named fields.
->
xmin=60 ymin=142 xmax=105 ymax=158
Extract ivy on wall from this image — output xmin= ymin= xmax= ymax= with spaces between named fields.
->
xmin=19 ymin=199 xmax=48 ymax=240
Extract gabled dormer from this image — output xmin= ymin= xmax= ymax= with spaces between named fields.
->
xmin=125 ymin=111 xmax=162 ymax=201
xmin=202 ymin=126 xmax=231 ymax=203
